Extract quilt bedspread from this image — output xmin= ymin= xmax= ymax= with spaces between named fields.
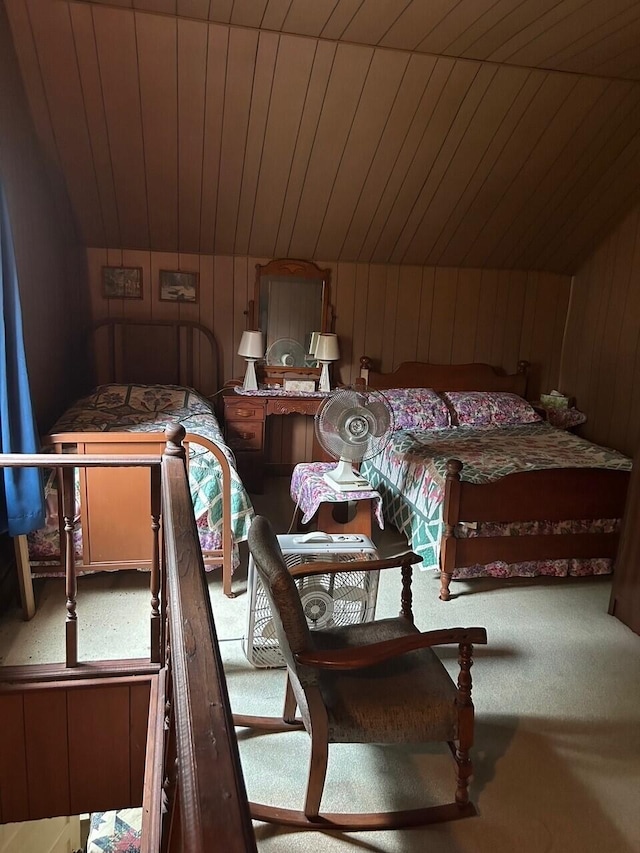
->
xmin=360 ymin=422 xmax=631 ymax=576
xmin=28 ymin=384 xmax=254 ymax=570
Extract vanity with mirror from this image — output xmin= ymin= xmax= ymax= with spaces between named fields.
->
xmin=251 ymin=257 xmax=333 ymax=385
xmin=223 ymin=259 xmax=335 ymax=492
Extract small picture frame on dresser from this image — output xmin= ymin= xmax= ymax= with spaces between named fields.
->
xmin=283 ymin=379 xmax=316 ymax=392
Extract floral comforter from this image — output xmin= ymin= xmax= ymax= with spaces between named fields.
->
xmin=28 ymin=384 xmax=254 ymax=573
xmin=360 ymin=422 xmax=631 ymax=580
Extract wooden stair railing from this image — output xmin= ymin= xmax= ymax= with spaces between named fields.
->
xmin=0 ymin=426 xmax=256 ymax=851
xmin=0 ymin=451 xmax=163 ymax=667
xmin=151 ymin=425 xmax=256 ymax=853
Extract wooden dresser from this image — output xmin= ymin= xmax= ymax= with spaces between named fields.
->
xmin=222 ymin=388 xmax=326 ymax=493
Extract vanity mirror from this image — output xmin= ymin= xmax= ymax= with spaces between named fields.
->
xmin=249 ymin=259 xmax=333 ymax=385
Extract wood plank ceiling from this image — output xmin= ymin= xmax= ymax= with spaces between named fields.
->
xmin=6 ymin=0 xmax=640 ymax=273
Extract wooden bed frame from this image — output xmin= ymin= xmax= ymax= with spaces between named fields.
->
xmin=360 ymin=357 xmax=631 ymax=600
xmin=15 ymin=319 xmax=239 ymax=619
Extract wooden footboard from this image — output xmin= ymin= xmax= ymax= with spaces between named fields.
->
xmin=440 ymin=459 xmax=630 ymax=601
xmin=18 ymin=430 xmax=234 ymax=599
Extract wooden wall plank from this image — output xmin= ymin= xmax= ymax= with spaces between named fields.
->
xmin=415 ymin=266 xmax=435 ymax=364
xmin=503 ymin=270 xmax=528 ymax=375
xmin=234 ymin=31 xmax=279 ymax=255
xmin=435 ymin=70 xmax=545 ymax=267
xmin=462 ymin=72 xmax=578 ymax=267
xmin=177 ymin=17 xmax=207 ymax=253
xmin=26 ymin=0 xmax=104 ymax=245
xmin=608 ymin=213 xmax=640 ymax=451
xmin=392 ymin=62 xmax=498 ymax=264
xmin=313 ymin=48 xmax=411 ymax=261
xmin=249 ymin=34 xmax=316 ymax=258
xmin=68 ymin=685 xmax=131 ymax=814
xmin=92 ymin=5 xmax=149 ymax=248
xmin=24 ymin=691 xmax=70 ymax=819
xmin=214 ymin=26 xmax=258 ymax=253
xmin=4 ymin=0 xmax=66 ymax=200
xmin=0 ymin=695 xmax=29 ymax=823
xmin=393 ymin=265 xmax=422 ymax=367
xmin=451 ymin=268 xmax=481 ymax=365
xmin=137 ymin=12 xmax=178 ymax=251
xmin=417 ymin=64 xmax=532 ymax=263
xmin=69 ymin=3 xmax=121 ymax=246
xmin=280 ymin=0 xmax=340 ymax=38
xmin=369 ymin=57 xmax=481 ymax=263
xmin=348 ymin=263 xmax=370 ymax=386
xmin=289 ymin=43 xmax=373 ymax=260
xmin=333 ymin=261 xmax=357 ymax=385
xmin=129 ymin=681 xmax=151 ymax=805
xmin=273 ymin=42 xmax=337 ymax=258
xmin=340 ymin=52 xmax=437 ymax=261
xmin=213 ymin=254 xmax=235 ymax=383
xmin=428 ymin=267 xmax=457 ymax=364
xmin=360 ymin=263 xmax=386 ymax=369
xmin=199 ymin=23 xmax=228 ymax=254
xmin=380 ymin=265 xmax=399 ymax=373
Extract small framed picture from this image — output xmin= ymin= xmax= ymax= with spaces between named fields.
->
xmin=159 ymin=269 xmax=198 ymax=303
xmin=102 ymin=266 xmax=143 ymax=299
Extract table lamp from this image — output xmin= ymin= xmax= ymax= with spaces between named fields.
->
xmin=238 ymin=330 xmax=264 ymax=391
xmin=315 ymin=333 xmax=340 ymax=392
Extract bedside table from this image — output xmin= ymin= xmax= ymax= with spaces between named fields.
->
xmin=290 ymin=462 xmax=384 ymax=538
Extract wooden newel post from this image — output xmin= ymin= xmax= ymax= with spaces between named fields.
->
xmin=164 ymin=423 xmax=187 ymax=464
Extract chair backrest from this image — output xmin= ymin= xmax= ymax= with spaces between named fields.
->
xmin=247 ymin=516 xmax=314 ymax=674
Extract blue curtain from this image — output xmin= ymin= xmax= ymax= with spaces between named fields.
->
xmin=0 ymin=180 xmax=44 ymax=535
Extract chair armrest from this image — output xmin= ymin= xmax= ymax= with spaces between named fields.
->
xmin=295 ymin=627 xmax=487 ymax=670
xmin=288 ymin=550 xmax=421 ymax=580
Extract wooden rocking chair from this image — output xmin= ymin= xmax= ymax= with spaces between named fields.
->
xmin=233 ymin=515 xmax=487 ymax=831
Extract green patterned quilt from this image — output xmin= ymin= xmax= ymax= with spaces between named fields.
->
xmin=361 ymin=422 xmax=631 ymax=575
xmin=29 ymin=384 xmax=254 ymax=571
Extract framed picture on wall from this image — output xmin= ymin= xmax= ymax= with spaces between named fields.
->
xmin=102 ymin=266 xmax=143 ymax=299
xmin=159 ymin=270 xmax=198 ymax=303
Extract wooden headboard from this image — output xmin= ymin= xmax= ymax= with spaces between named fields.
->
xmin=360 ymin=357 xmax=529 ymax=397
xmin=91 ymin=319 xmax=221 ymax=397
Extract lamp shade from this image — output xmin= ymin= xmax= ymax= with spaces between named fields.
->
xmin=314 ymin=333 xmax=340 ymax=362
xmin=309 ymin=331 xmax=321 ymax=356
xmin=238 ymin=330 xmax=264 ymax=359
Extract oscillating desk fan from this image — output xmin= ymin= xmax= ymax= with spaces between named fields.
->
xmin=314 ymin=386 xmax=394 ymax=491
xmin=266 ymin=337 xmax=306 ymax=367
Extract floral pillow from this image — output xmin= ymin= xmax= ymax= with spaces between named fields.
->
xmin=383 ymin=388 xmax=451 ymax=430
xmin=443 ymin=391 xmax=541 ymax=427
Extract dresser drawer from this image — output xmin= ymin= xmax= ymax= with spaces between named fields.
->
xmin=224 ymin=400 xmax=264 ymax=421
xmin=226 ymin=420 xmax=264 ymax=451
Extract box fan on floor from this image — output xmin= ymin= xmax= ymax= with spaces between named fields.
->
xmin=243 ymin=532 xmax=379 ymax=668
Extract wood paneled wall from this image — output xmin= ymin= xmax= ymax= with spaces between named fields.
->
xmin=87 ymin=248 xmax=570 ymax=466
xmin=7 ymin=2 xmax=640 ymax=274
xmin=0 ymin=675 xmax=151 ymax=823
xmin=0 ymin=3 xmax=89 ymax=431
xmin=562 ymin=203 xmax=640 ymax=457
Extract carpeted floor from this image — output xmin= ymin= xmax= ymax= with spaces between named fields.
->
xmin=1 ymin=476 xmax=639 ymax=852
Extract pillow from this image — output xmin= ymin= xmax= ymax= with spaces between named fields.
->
xmin=443 ymin=391 xmax=541 ymax=427
xmin=383 ymin=388 xmax=451 ymax=430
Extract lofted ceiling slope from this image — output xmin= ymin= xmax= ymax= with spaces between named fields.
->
xmin=5 ymin=0 xmax=640 ymax=273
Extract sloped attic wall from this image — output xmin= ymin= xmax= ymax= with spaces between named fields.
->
xmin=561 ymin=204 xmax=640 ymax=457
xmin=0 ymin=3 xmax=89 ymax=432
